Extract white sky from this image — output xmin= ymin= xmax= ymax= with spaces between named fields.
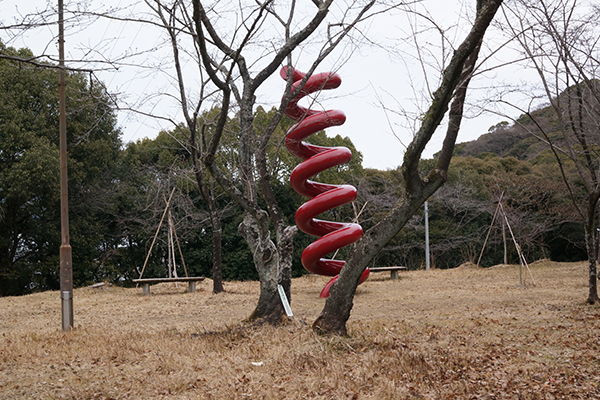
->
xmin=0 ymin=0 xmax=534 ymax=170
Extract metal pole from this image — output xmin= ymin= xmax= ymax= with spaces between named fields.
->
xmin=58 ymin=0 xmax=73 ymax=331
xmin=425 ymin=201 xmax=430 ymax=270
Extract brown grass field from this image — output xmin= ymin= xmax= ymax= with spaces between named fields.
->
xmin=1 ymin=260 xmax=600 ymax=399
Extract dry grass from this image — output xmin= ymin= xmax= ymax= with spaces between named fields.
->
xmin=2 ymin=261 xmax=600 ymax=399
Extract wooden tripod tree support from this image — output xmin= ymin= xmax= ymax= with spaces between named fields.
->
xmin=500 ymin=202 xmax=536 ymax=286
xmin=477 ymin=194 xmax=536 ymax=286
xmin=170 ymin=210 xmax=189 ymax=278
xmin=137 ymin=186 xmax=189 ymax=282
xmin=477 ymin=192 xmax=504 ymax=267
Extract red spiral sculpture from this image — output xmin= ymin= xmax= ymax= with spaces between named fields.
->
xmin=281 ymin=66 xmax=369 ymax=298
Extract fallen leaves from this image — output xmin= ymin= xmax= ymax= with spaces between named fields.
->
xmin=1 ymin=261 xmax=600 ymax=398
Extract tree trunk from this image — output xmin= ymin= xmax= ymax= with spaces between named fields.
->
xmin=209 ymin=183 xmax=224 ymax=294
xmin=238 ymin=211 xmax=287 ymax=325
xmin=586 ymin=198 xmax=599 ymax=304
xmin=312 ymin=0 xmax=502 ymax=335
xmin=211 ymin=213 xmax=224 ymax=294
xmin=313 ymin=198 xmax=428 ymax=336
xmin=190 ymin=132 xmax=225 ymax=294
xmin=0 ymin=255 xmax=13 ymax=296
xmin=276 ymin=224 xmax=298 ymax=303
xmin=585 ymin=242 xmax=598 ymax=304
xmin=197 ymin=181 xmax=225 ymax=294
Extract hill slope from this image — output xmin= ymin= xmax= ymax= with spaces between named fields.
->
xmin=455 ymin=106 xmax=558 ymax=161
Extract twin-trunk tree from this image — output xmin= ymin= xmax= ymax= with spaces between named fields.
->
xmin=190 ymin=0 xmax=376 ymax=323
xmin=150 ymin=0 xmax=502 ymax=331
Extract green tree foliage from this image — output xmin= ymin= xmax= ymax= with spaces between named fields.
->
xmin=4 ymin=45 xmax=587 ymax=296
xmin=120 ymin=106 xmax=368 ymax=283
xmin=0 ymin=46 xmax=122 ymax=295
xmin=371 ymin=126 xmax=585 ymax=271
xmin=1 ymin=46 xmax=588 ymax=297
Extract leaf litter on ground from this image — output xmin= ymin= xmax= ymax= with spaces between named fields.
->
xmin=1 ymin=261 xmax=600 ymax=399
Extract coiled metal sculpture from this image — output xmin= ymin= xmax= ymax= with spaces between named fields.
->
xmin=281 ymin=66 xmax=369 ymax=298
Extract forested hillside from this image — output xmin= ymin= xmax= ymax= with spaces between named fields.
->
xmin=0 ymin=45 xmax=589 ymax=296
xmin=415 ymin=97 xmax=589 ymax=269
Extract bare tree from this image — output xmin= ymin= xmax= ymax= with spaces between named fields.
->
xmin=313 ymin=0 xmax=504 ymax=335
xmin=2 ymin=0 xmax=382 ymax=319
xmin=3 ymin=0 xmax=502 ymax=329
xmin=187 ymin=0 xmax=380 ymax=323
xmin=142 ymin=0 xmax=228 ymax=293
xmin=501 ymin=0 xmax=600 ymax=303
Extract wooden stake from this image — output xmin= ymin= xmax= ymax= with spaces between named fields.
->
xmin=477 ymin=192 xmax=504 ymax=267
xmin=171 ymin=218 xmax=189 ymax=277
xmin=502 ymin=217 xmax=507 ymax=265
xmin=499 ymin=202 xmax=536 ymax=286
xmin=168 ymin=210 xmax=178 ymax=279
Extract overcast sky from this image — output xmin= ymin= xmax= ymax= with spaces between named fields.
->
xmin=1 ymin=0 xmax=532 ymax=170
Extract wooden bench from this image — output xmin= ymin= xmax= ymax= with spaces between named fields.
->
xmin=132 ymin=277 xmax=205 ymax=295
xmin=369 ymin=266 xmax=407 ymax=279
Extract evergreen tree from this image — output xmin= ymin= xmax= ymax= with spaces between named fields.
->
xmin=0 ymin=46 xmax=122 ymax=295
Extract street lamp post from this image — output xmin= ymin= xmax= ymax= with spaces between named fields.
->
xmin=58 ymin=0 xmax=73 ymax=331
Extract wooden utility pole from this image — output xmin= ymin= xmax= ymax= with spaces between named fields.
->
xmin=58 ymin=0 xmax=73 ymax=331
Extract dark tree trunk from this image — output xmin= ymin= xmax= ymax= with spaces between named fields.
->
xmin=0 ymin=257 xmax=11 ymax=297
xmin=248 ymin=282 xmax=287 ymax=325
xmin=312 ymin=0 xmax=503 ymax=335
xmin=193 ymin=177 xmax=225 ymax=294
xmin=586 ymin=196 xmax=600 ymax=303
xmin=194 ymin=168 xmax=225 ymax=294
xmin=0 ymin=232 xmax=18 ymax=296
xmin=208 ymin=182 xmax=224 ymax=294
xmin=211 ymin=215 xmax=224 ymax=294
xmin=190 ymin=122 xmax=225 ymax=294
xmin=276 ymin=224 xmax=298 ymax=303
xmin=585 ymin=231 xmax=599 ymax=304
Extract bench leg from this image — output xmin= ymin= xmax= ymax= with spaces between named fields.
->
xmin=188 ymin=281 xmax=196 ymax=293
xmin=390 ymin=270 xmax=399 ymax=280
xmin=142 ymin=283 xmax=151 ymax=295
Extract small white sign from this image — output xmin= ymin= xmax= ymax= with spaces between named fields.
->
xmin=277 ymin=285 xmax=293 ymax=317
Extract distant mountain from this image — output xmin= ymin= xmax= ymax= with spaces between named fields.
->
xmin=456 ymin=80 xmax=600 ymax=161
xmin=451 ymin=79 xmax=599 ymax=162
xmin=453 ymin=104 xmax=560 ymax=161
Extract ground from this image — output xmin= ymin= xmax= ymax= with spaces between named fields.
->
xmin=1 ymin=261 xmax=600 ymax=399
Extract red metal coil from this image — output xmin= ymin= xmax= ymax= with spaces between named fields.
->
xmin=281 ymin=66 xmax=369 ymax=298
